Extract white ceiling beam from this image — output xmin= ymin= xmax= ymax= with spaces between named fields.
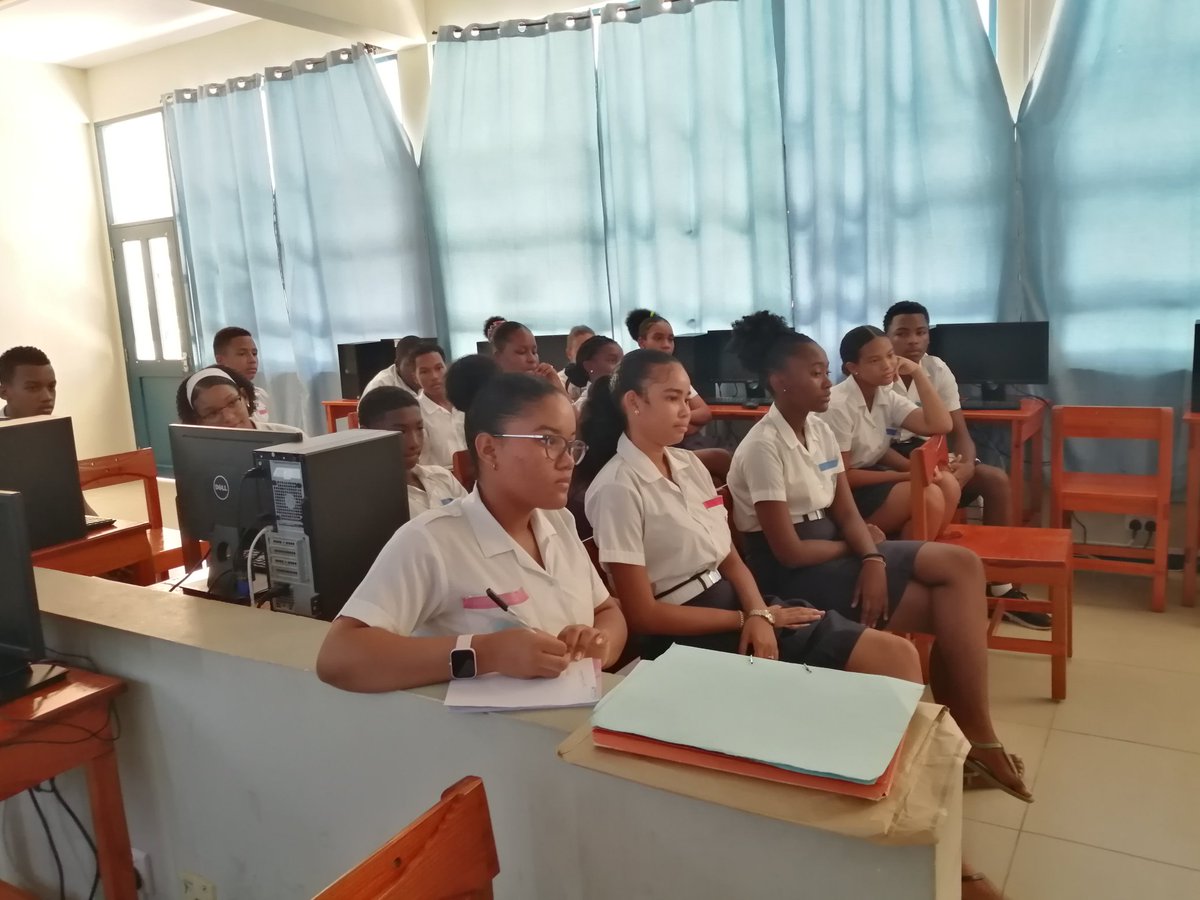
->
xmin=197 ymin=0 xmax=427 ymax=47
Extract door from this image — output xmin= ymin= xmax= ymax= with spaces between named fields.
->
xmin=96 ymin=111 xmax=194 ymax=475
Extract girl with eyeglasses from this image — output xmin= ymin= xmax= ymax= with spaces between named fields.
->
xmin=318 ymin=361 xmax=627 ymax=692
xmin=175 ymin=366 xmax=302 ymax=434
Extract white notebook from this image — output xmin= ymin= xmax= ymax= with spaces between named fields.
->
xmin=444 ymin=658 xmax=602 ymax=712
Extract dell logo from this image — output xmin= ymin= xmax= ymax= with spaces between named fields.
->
xmin=212 ymin=475 xmax=231 ymax=502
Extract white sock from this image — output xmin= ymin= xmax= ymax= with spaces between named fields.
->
xmin=987 ymin=582 xmax=1014 ymax=597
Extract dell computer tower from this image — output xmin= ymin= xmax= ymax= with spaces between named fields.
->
xmin=253 ymin=430 xmax=408 ymax=620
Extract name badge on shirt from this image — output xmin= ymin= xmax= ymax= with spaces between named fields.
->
xmin=818 ymin=458 xmax=839 ymax=471
xmin=885 ymin=427 xmax=900 ymax=437
xmin=703 ymin=496 xmax=724 ymax=510
xmin=440 ymin=497 xmax=454 ymax=506
xmin=461 ymin=588 xmax=529 ymax=610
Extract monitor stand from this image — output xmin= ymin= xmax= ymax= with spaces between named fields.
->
xmin=0 ymin=658 xmax=69 ymax=705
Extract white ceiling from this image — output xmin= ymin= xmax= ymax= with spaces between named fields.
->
xmin=0 ymin=0 xmax=256 ymax=69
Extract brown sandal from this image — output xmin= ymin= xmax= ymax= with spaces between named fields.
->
xmin=964 ymin=751 xmax=1025 ymax=791
xmin=965 ymin=741 xmax=1033 ymax=803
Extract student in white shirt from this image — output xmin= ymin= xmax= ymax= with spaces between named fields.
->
xmin=176 ymin=367 xmax=303 ymax=435
xmin=819 ymin=325 xmax=959 ymax=538
xmin=317 ymin=365 xmax=627 ymax=692
xmin=559 ymin=324 xmax=596 ymax=401
xmin=410 ymin=342 xmax=466 ymax=468
xmin=483 ymin=315 xmax=507 ymax=343
xmin=725 ymin=312 xmax=1031 ymax=816
xmin=884 ymin=301 xmax=1049 ymax=630
xmin=563 ymin=335 xmax=623 ymax=413
xmin=357 ymin=386 xmax=466 ymax=516
xmin=360 ymin=335 xmax=423 ymax=400
xmin=0 ymin=345 xmax=56 ymax=419
xmin=577 ymin=348 xmax=921 ymax=679
xmin=490 ymin=321 xmax=567 ymax=393
xmin=213 ymin=326 xmax=271 ymax=421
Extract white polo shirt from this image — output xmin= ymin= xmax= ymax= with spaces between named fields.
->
xmin=585 ymin=435 xmax=731 ymax=602
xmin=407 ymin=464 xmax=467 ymax=516
xmin=360 ymin=365 xmax=416 ymax=400
xmin=819 ymin=377 xmax=918 ymax=469
xmin=252 ymin=386 xmax=271 ymax=422
xmin=728 ymin=406 xmax=844 ymax=533
xmin=252 ymin=420 xmax=304 ymax=435
xmin=338 ymin=489 xmax=609 ymax=636
xmin=891 ymin=354 xmax=961 ymax=442
xmin=417 ymin=392 xmax=466 ymax=468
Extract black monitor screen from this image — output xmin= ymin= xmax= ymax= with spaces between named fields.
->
xmin=928 ymin=322 xmax=1050 ymax=386
xmin=0 ymin=490 xmax=43 ymax=663
xmin=0 ymin=416 xmax=86 ymax=550
xmin=169 ymin=425 xmax=303 ymax=541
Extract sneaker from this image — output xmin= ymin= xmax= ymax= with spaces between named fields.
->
xmin=995 ymin=588 xmax=1052 ymax=630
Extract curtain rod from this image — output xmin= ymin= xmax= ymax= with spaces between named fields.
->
xmin=431 ymin=3 xmax=648 ymax=36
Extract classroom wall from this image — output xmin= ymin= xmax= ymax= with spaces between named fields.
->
xmin=995 ymin=0 xmax=1058 ymax=115
xmin=0 ymin=58 xmax=135 ymax=459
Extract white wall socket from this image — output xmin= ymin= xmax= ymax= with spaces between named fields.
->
xmin=181 ymin=873 xmax=217 ymax=900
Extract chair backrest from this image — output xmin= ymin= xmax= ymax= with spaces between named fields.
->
xmin=718 ymin=484 xmax=745 ymax=556
xmin=1051 ymin=405 xmax=1174 ymax=486
xmin=909 ymin=435 xmax=948 ymax=541
xmin=314 ymin=776 xmax=498 ymax=900
xmin=77 ymin=448 xmax=162 ymax=530
xmin=452 ymin=450 xmax=476 ymax=491
xmin=347 ymin=411 xmax=360 ymax=429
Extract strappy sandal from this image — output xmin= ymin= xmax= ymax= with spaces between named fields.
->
xmin=964 ymin=741 xmax=1033 ymax=803
xmin=964 ymin=752 xmax=1025 ymax=791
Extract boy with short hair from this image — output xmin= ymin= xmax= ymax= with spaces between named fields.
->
xmin=361 ymin=335 xmax=422 ymax=399
xmin=884 ymin=300 xmax=1049 ymax=629
xmin=213 ymin=326 xmax=269 ymax=421
xmin=410 ymin=342 xmax=466 ymax=468
xmin=0 ymin=346 xmax=55 ymax=419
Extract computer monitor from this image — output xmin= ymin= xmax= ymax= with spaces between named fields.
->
xmin=0 ymin=491 xmax=67 ymax=703
xmin=1190 ymin=320 xmax=1199 ymax=414
xmin=337 ymin=339 xmax=400 ymax=398
xmin=928 ymin=321 xmax=1050 ymax=403
xmin=675 ymin=331 xmax=762 ymax=402
xmin=0 ymin=416 xmax=86 ymax=550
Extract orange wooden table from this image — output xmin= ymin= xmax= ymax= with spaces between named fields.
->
xmin=33 ymin=520 xmax=155 ymax=585
xmin=709 ymin=403 xmax=769 ymax=422
xmin=962 ymin=399 xmax=1047 ymax=526
xmin=1183 ymin=411 xmax=1200 ymax=607
xmin=0 ymin=669 xmax=136 ymax=900
xmin=322 ymin=399 xmax=358 ymax=434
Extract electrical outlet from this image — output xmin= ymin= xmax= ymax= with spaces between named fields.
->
xmin=131 ymin=848 xmax=153 ymax=897
xmin=181 ymin=873 xmax=217 ymax=900
xmin=1125 ymin=517 xmax=1143 ymax=533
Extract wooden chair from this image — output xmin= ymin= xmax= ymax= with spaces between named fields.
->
xmin=913 ymin=435 xmax=1074 ymax=699
xmin=314 ymin=776 xmax=498 ymax=900
xmin=452 ymin=450 xmax=476 ymax=491
xmin=347 ymin=411 xmax=360 ymax=429
xmin=77 ymin=449 xmax=200 ymax=582
xmin=1050 ymin=406 xmax=1174 ymax=612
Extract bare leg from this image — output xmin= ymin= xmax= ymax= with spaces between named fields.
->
xmin=885 ymin=542 xmax=1030 ymax=798
xmin=935 ymin=470 xmax=961 ymax=531
xmin=867 ymin=482 xmax=922 ymax=537
xmin=971 ymin=464 xmax=1012 ymax=527
xmin=843 ymin=629 xmax=922 ymax=683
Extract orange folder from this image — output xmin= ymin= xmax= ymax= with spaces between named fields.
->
xmin=592 ymin=727 xmax=904 ymax=801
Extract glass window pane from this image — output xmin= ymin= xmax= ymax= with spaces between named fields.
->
xmin=148 ymin=237 xmax=183 ymax=360
xmin=122 ymin=241 xmax=157 ymax=361
xmin=100 ymin=112 xmax=173 ymax=225
xmin=375 ymin=56 xmax=403 ymax=122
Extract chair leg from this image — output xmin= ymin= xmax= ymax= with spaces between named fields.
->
xmin=1050 ymin=582 xmax=1067 ymax=701
xmin=1152 ymin=511 xmax=1169 ymax=613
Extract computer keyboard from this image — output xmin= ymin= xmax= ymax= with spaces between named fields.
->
xmin=961 ymin=399 xmax=1022 ymax=411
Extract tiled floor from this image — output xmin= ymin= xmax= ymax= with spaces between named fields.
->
xmin=965 ymin=570 xmax=1200 ymax=898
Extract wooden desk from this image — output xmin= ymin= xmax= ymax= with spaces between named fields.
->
xmin=0 ymin=669 xmax=136 ymax=900
xmin=322 ymin=399 xmax=358 ymax=434
xmin=961 ymin=399 xmax=1047 ymax=526
xmin=710 ymin=403 xmax=768 ymax=422
xmin=33 ymin=520 xmax=155 ymax=585
xmin=1183 ymin=411 xmax=1200 ymax=607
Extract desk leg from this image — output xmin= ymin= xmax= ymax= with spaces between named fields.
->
xmin=325 ymin=408 xmax=338 ymax=434
xmin=1010 ymin=425 xmax=1026 ymax=527
xmin=131 ymin=557 xmax=156 ymax=587
xmin=86 ymin=749 xmax=138 ymax=900
xmin=1185 ymin=423 xmax=1200 ymax=607
xmin=1050 ymin=582 xmax=1067 ymax=701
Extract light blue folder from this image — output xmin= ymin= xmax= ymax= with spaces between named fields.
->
xmin=592 ymin=644 xmax=924 ymax=784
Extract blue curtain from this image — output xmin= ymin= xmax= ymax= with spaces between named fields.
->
xmin=422 ymin=15 xmax=611 ymax=357
xmin=265 ymin=47 xmax=436 ymax=433
xmin=163 ymin=79 xmax=300 ymax=423
xmin=596 ymin=0 xmax=790 ymax=337
xmin=1014 ymin=0 xmax=1200 ymax=484
xmin=777 ymin=0 xmax=1017 ymax=351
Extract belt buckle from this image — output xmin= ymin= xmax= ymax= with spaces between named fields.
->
xmin=699 ymin=571 xmax=717 ymax=590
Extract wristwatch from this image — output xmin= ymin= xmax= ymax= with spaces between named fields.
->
xmin=747 ymin=609 xmax=776 ymax=626
xmin=450 ymin=634 xmax=477 ymax=680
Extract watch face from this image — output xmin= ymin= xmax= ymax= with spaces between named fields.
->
xmin=450 ymin=648 xmax=477 ymax=679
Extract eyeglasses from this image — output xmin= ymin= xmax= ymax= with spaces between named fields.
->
xmin=493 ymin=434 xmax=587 ymax=465
xmin=197 ymin=394 xmax=248 ymax=424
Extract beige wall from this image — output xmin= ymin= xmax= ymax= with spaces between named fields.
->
xmin=995 ymin=0 xmax=1058 ymax=116
xmin=426 ymin=0 xmax=581 ymax=29
xmin=0 ymin=58 xmax=134 ymax=459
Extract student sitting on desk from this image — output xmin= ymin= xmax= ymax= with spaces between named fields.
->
xmin=213 ymin=326 xmax=269 ymax=421
xmin=410 ymin=342 xmax=466 ymax=468
xmin=357 ymin=386 xmax=466 ymax=516
xmin=578 ymin=347 xmax=921 ymax=679
xmin=884 ymin=301 xmax=1048 ymax=630
xmin=361 ymin=335 xmax=423 ymax=399
xmin=176 ymin=367 xmax=303 ymax=434
xmin=563 ymin=335 xmax=623 ymax=411
xmin=316 ymin=367 xmax=627 ymax=692
xmin=489 ymin=321 xmax=567 ymax=392
xmin=559 ymin=324 xmax=596 ymax=401
xmin=726 ymin=313 xmax=1032 ymax=810
xmin=820 ymin=325 xmax=959 ymax=538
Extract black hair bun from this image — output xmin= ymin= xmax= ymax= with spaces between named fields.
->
xmin=625 ymin=308 xmax=654 ymax=341
xmin=730 ymin=311 xmax=792 ymax=374
xmin=446 ymin=354 xmax=500 ymax=412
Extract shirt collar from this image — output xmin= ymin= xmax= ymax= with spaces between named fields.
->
xmin=764 ymin=404 xmax=801 ymax=450
xmin=616 ymin=433 xmax=692 ymax=484
xmin=461 ymin=487 xmax=561 ymax=565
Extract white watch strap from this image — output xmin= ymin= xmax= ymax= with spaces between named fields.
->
xmin=455 ymin=634 xmax=474 ymax=651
